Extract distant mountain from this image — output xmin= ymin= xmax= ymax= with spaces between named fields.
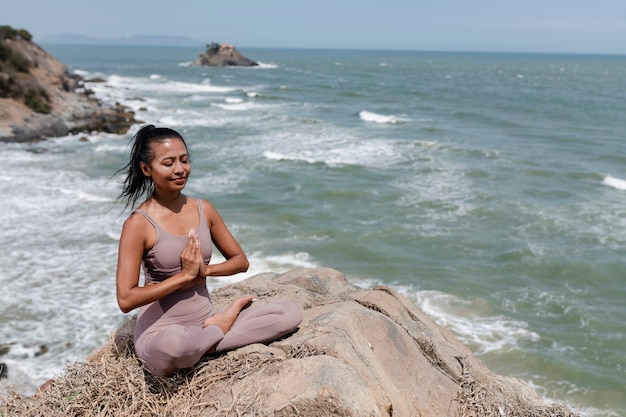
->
xmin=40 ymin=33 xmax=204 ymax=47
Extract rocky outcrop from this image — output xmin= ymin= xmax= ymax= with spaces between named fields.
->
xmin=0 ymin=30 xmax=138 ymax=142
xmin=0 ymin=268 xmax=578 ymax=416
xmin=193 ymin=42 xmax=258 ymax=67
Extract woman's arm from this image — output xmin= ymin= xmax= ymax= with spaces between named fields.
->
xmin=115 ymin=212 xmax=202 ymax=313
xmin=200 ymin=199 xmax=249 ymax=277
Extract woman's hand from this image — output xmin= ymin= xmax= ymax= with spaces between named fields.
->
xmin=198 ymin=252 xmax=210 ymax=278
xmin=180 ymin=228 xmax=202 ymax=281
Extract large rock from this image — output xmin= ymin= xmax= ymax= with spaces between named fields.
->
xmin=0 ymin=268 xmax=578 ymax=416
xmin=0 ymin=36 xmax=138 ymax=142
xmin=193 ymin=42 xmax=258 ymax=67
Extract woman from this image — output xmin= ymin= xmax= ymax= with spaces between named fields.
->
xmin=115 ymin=125 xmax=303 ymax=376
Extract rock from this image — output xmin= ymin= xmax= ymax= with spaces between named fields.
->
xmin=0 ymin=34 xmax=139 ymax=142
xmin=0 ymin=268 xmax=579 ymax=416
xmin=193 ymin=42 xmax=258 ymax=67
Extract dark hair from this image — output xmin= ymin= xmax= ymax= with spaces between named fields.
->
xmin=117 ymin=125 xmax=187 ymax=210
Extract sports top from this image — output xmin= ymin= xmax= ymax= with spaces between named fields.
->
xmin=134 ymin=198 xmax=212 ymax=284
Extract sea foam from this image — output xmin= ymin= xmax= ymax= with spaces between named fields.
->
xmin=602 ymin=175 xmax=626 ymax=190
xmin=412 ymin=290 xmax=540 ymax=355
xmin=359 ymin=110 xmax=406 ymax=124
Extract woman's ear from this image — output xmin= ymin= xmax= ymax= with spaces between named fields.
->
xmin=140 ymin=161 xmax=151 ymax=177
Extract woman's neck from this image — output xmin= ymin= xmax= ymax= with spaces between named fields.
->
xmin=150 ymin=192 xmax=185 ymax=212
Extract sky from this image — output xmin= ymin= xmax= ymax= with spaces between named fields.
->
xmin=3 ymin=0 xmax=626 ymax=54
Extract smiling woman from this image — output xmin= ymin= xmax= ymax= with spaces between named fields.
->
xmin=114 ymin=125 xmax=303 ymax=376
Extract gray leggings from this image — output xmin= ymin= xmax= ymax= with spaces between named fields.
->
xmin=134 ymin=285 xmax=302 ymax=376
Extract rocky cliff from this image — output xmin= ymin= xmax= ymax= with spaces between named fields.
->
xmin=194 ymin=42 xmax=258 ymax=67
xmin=0 ymin=268 xmax=579 ymax=417
xmin=0 ymin=27 xmax=138 ymax=142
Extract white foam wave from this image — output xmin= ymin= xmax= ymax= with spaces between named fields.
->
xmin=261 ymin=132 xmax=403 ymax=168
xmin=412 ymin=290 xmax=540 ymax=355
xmin=359 ymin=110 xmax=407 ymax=124
xmin=602 ymin=175 xmax=626 ymax=190
xmin=256 ymin=61 xmax=279 ymax=69
xmin=92 ymin=74 xmax=239 ymax=103
xmin=154 ymin=108 xmax=241 ymax=128
xmin=204 ymin=251 xmax=317 ymax=290
xmin=72 ymin=69 xmax=89 ymax=78
xmin=263 ymin=151 xmax=318 ymax=164
xmin=94 ymin=143 xmax=129 ymax=153
xmin=265 ymin=252 xmax=317 ymax=269
xmin=213 ymin=101 xmax=259 ymax=111
xmin=59 ymin=188 xmax=113 ymax=202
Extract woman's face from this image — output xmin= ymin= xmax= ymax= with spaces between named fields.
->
xmin=141 ymin=138 xmax=191 ymax=193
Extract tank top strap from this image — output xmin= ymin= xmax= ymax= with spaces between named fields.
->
xmin=134 ymin=209 xmax=163 ymax=233
xmin=195 ymin=198 xmax=209 ymax=228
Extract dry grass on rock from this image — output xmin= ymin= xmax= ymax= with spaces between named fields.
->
xmin=0 ymin=328 xmax=319 ymax=417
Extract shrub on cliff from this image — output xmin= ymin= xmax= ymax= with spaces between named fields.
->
xmin=0 ymin=25 xmax=32 ymax=41
xmin=0 ymin=28 xmax=53 ymax=114
xmin=0 ymin=42 xmax=30 ymax=73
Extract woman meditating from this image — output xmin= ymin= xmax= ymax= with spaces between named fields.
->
xmin=115 ymin=125 xmax=303 ymax=376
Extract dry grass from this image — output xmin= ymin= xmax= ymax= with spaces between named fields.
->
xmin=453 ymin=357 xmax=580 ymax=417
xmin=0 ymin=329 xmax=295 ymax=417
xmin=1 ymin=344 xmax=580 ymax=417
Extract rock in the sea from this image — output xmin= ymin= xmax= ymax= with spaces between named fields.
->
xmin=0 ymin=268 xmax=579 ymax=416
xmin=193 ymin=42 xmax=258 ymax=67
xmin=0 ymin=28 xmax=138 ymax=142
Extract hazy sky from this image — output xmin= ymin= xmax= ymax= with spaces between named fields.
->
xmin=4 ymin=0 xmax=626 ymax=54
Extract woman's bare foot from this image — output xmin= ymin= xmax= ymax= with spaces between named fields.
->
xmin=203 ymin=296 xmax=255 ymax=333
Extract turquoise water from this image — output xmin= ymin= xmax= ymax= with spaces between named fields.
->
xmin=1 ymin=45 xmax=625 ymax=415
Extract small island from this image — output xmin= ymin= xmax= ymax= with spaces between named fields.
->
xmin=193 ymin=42 xmax=258 ymax=67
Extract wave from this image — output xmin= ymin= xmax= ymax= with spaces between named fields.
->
xmin=359 ymin=110 xmax=407 ymax=124
xmin=59 ymin=188 xmax=113 ymax=202
xmin=410 ymin=290 xmax=540 ymax=355
xmin=256 ymin=61 xmax=279 ymax=69
xmin=263 ymin=151 xmax=319 ymax=165
xmin=205 ymin=251 xmax=318 ymax=289
xmin=602 ymin=175 xmax=626 ymax=190
xmin=212 ymin=101 xmax=260 ymax=111
xmin=84 ymin=74 xmax=239 ymax=104
xmin=262 ymin=133 xmax=404 ymax=168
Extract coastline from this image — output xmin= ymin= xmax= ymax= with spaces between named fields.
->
xmin=0 ymin=36 xmax=138 ymax=142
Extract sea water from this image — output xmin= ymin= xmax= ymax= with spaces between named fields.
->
xmin=1 ymin=45 xmax=624 ymax=416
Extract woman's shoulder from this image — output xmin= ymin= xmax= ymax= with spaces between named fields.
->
xmin=195 ymin=197 xmax=217 ymax=212
xmin=122 ymin=209 xmax=152 ymax=232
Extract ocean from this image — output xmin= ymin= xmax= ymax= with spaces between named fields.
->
xmin=1 ymin=45 xmax=624 ymax=416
